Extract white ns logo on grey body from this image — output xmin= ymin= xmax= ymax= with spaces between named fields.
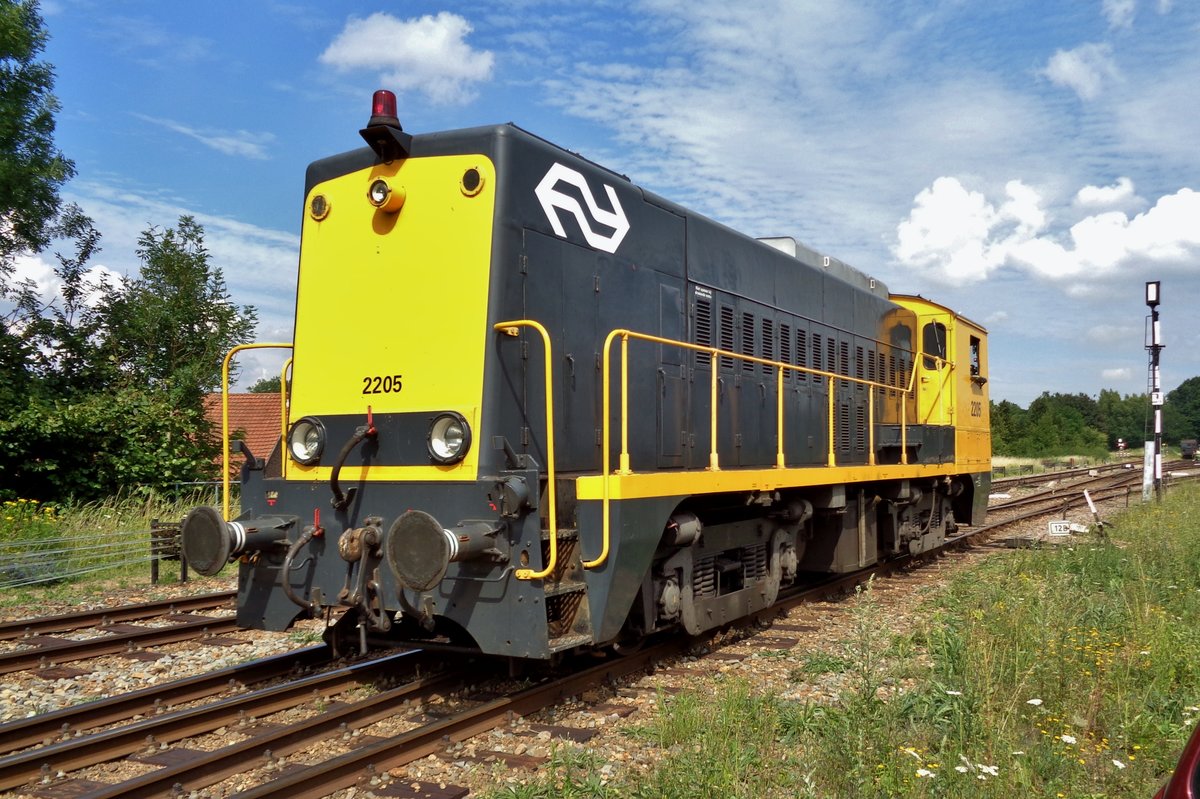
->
xmin=534 ymin=162 xmax=630 ymax=254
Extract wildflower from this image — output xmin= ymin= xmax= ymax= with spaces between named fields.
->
xmin=945 ymin=690 xmax=962 ymax=696
xmin=1062 ymin=734 xmax=1077 ymax=744
xmin=1012 ymin=751 xmax=1025 ymax=755
xmin=916 ymin=769 xmax=934 ymax=778
xmin=1113 ymin=760 xmax=1126 ymax=769
xmin=955 ymin=766 xmax=969 ymax=773
xmin=1027 ymin=698 xmax=1043 ymax=706
xmin=979 ymin=765 xmax=999 ymax=776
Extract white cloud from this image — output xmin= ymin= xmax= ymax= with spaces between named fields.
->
xmin=1075 ymin=177 xmax=1142 ymax=210
xmin=893 ymin=178 xmax=1200 ymax=284
xmin=892 ymin=178 xmax=1046 ymax=283
xmin=1103 ymin=0 xmax=1136 ymax=28
xmin=1102 ymin=367 xmax=1132 ymax=380
xmin=1042 ymin=43 xmax=1118 ymax=100
xmin=135 ymin=115 xmax=274 ymax=160
xmin=8 ymin=254 xmax=119 ymax=311
xmin=319 ymin=12 xmax=494 ymax=105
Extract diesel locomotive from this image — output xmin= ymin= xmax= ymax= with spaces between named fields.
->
xmin=181 ymin=90 xmax=992 ymax=660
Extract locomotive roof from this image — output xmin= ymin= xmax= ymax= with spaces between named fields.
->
xmin=305 ymin=122 xmax=889 ymax=300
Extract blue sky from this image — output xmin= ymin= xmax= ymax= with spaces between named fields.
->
xmin=16 ymin=0 xmax=1200 ymax=406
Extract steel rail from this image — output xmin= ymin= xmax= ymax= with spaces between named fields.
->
xmin=0 ymin=615 xmax=239 ymax=676
xmin=0 ymin=591 xmax=235 ymax=642
xmin=0 ymin=645 xmax=331 ymax=756
xmin=75 ymin=670 xmax=468 ymax=799
xmin=0 ymin=650 xmax=425 ymax=791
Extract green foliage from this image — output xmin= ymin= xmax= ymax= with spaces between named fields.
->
xmin=248 ymin=375 xmax=282 ymax=393
xmin=0 ymin=0 xmax=74 ymax=269
xmin=1166 ymin=376 xmax=1200 ymax=441
xmin=993 ymin=392 xmax=1110 ymax=459
xmin=0 ymin=386 xmax=219 ymax=501
xmin=1097 ymin=388 xmax=1147 ymax=449
xmin=96 ymin=216 xmax=257 ymax=407
xmin=0 ymin=214 xmax=256 ymax=502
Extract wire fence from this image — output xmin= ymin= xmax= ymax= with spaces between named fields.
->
xmin=0 ymin=524 xmax=186 ymax=590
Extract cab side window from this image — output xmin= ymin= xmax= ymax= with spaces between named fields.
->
xmin=922 ymin=322 xmax=947 ymax=369
xmin=970 ymin=335 xmax=982 ymax=377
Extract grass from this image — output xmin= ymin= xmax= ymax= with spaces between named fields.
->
xmin=0 ymin=489 xmax=227 ymax=609
xmin=483 ymin=484 xmax=1200 ymax=798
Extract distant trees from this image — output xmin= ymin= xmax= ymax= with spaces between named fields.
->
xmin=247 ymin=375 xmax=282 ymax=393
xmin=989 ymin=386 xmax=1200 ymax=458
xmin=0 ymin=217 xmax=257 ymax=501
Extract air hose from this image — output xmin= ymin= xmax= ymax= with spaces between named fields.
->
xmin=330 ymin=421 xmax=377 ymax=511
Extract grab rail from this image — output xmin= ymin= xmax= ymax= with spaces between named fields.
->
xmin=220 ymin=342 xmax=294 ymax=521
xmin=493 ymin=320 xmax=560 ymax=581
xmin=585 ymin=329 xmax=922 ymax=570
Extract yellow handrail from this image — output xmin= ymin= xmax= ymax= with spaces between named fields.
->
xmin=220 ymin=342 xmax=293 ymax=521
xmin=279 ymin=357 xmax=293 ymax=479
xmin=493 ymin=320 xmax=559 ymax=581
xmin=586 ymin=328 xmax=922 ymax=570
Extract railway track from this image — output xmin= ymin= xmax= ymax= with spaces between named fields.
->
xmin=1 ymin=478 xmax=1183 ymax=798
xmin=0 ymin=591 xmax=235 ymax=642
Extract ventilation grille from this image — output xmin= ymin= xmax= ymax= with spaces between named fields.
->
xmin=695 ymin=296 xmax=712 ymax=366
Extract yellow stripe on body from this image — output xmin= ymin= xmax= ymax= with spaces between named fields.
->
xmin=576 ymin=461 xmax=977 ymax=501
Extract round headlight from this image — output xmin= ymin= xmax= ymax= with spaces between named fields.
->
xmin=367 ymin=178 xmax=406 ymax=212
xmin=288 ymin=417 xmax=325 ymax=465
xmin=427 ymin=412 xmax=470 ymax=464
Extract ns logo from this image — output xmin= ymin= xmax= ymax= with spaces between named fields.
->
xmin=534 ymin=162 xmax=630 ymax=254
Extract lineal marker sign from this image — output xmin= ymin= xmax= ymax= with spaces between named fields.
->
xmin=1047 ymin=520 xmax=1071 ymax=536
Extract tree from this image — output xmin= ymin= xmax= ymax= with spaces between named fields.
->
xmin=248 ymin=375 xmax=281 ymax=393
xmin=0 ymin=0 xmax=75 ymax=273
xmin=96 ymin=216 xmax=257 ymax=408
xmin=1167 ymin=377 xmax=1200 ymax=442
xmin=1097 ymin=388 xmax=1147 ymax=449
xmin=0 ymin=216 xmax=259 ymax=502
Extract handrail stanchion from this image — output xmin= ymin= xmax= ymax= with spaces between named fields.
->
xmin=280 ymin=357 xmax=293 ymax=479
xmin=776 ymin=365 xmax=786 ymax=468
xmin=494 ymin=321 xmax=558 ymax=580
xmin=868 ymin=391 xmax=876 ymax=466
xmin=220 ymin=342 xmax=293 ymax=521
xmin=827 ymin=382 xmax=837 ymax=467
xmin=584 ymin=329 xmax=623 ymax=570
xmin=619 ymin=333 xmax=631 ymax=474
xmin=709 ymin=351 xmax=720 ymax=470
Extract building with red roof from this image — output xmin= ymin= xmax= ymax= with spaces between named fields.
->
xmin=202 ymin=393 xmax=284 ymax=476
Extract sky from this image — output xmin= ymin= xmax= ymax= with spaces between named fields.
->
xmin=13 ymin=0 xmax=1200 ymax=406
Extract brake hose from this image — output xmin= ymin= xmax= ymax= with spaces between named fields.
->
xmin=281 ymin=528 xmax=316 ymax=613
xmin=330 ymin=421 xmax=377 ymax=511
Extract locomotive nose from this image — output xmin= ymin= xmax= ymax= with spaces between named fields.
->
xmin=180 ymin=506 xmax=292 ymax=576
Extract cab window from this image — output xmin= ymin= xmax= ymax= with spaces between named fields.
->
xmin=922 ymin=322 xmax=947 ymax=369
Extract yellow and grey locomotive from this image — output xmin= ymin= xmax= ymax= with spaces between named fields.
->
xmin=181 ymin=90 xmax=991 ymax=659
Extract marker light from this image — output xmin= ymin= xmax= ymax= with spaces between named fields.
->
xmin=428 ymin=412 xmax=471 ymax=464
xmin=367 ymin=178 xmax=406 ymax=213
xmin=288 ymin=417 xmax=326 ymax=465
xmin=368 ymin=90 xmax=399 ymax=128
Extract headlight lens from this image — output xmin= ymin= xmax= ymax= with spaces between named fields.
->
xmin=428 ymin=412 xmax=470 ymax=464
xmin=367 ymin=178 xmax=406 ymax=212
xmin=288 ymin=417 xmax=325 ymax=465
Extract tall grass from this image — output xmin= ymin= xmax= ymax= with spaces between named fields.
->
xmin=0 ymin=488 xmax=225 ymax=608
xmin=483 ymin=484 xmax=1200 ymax=798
